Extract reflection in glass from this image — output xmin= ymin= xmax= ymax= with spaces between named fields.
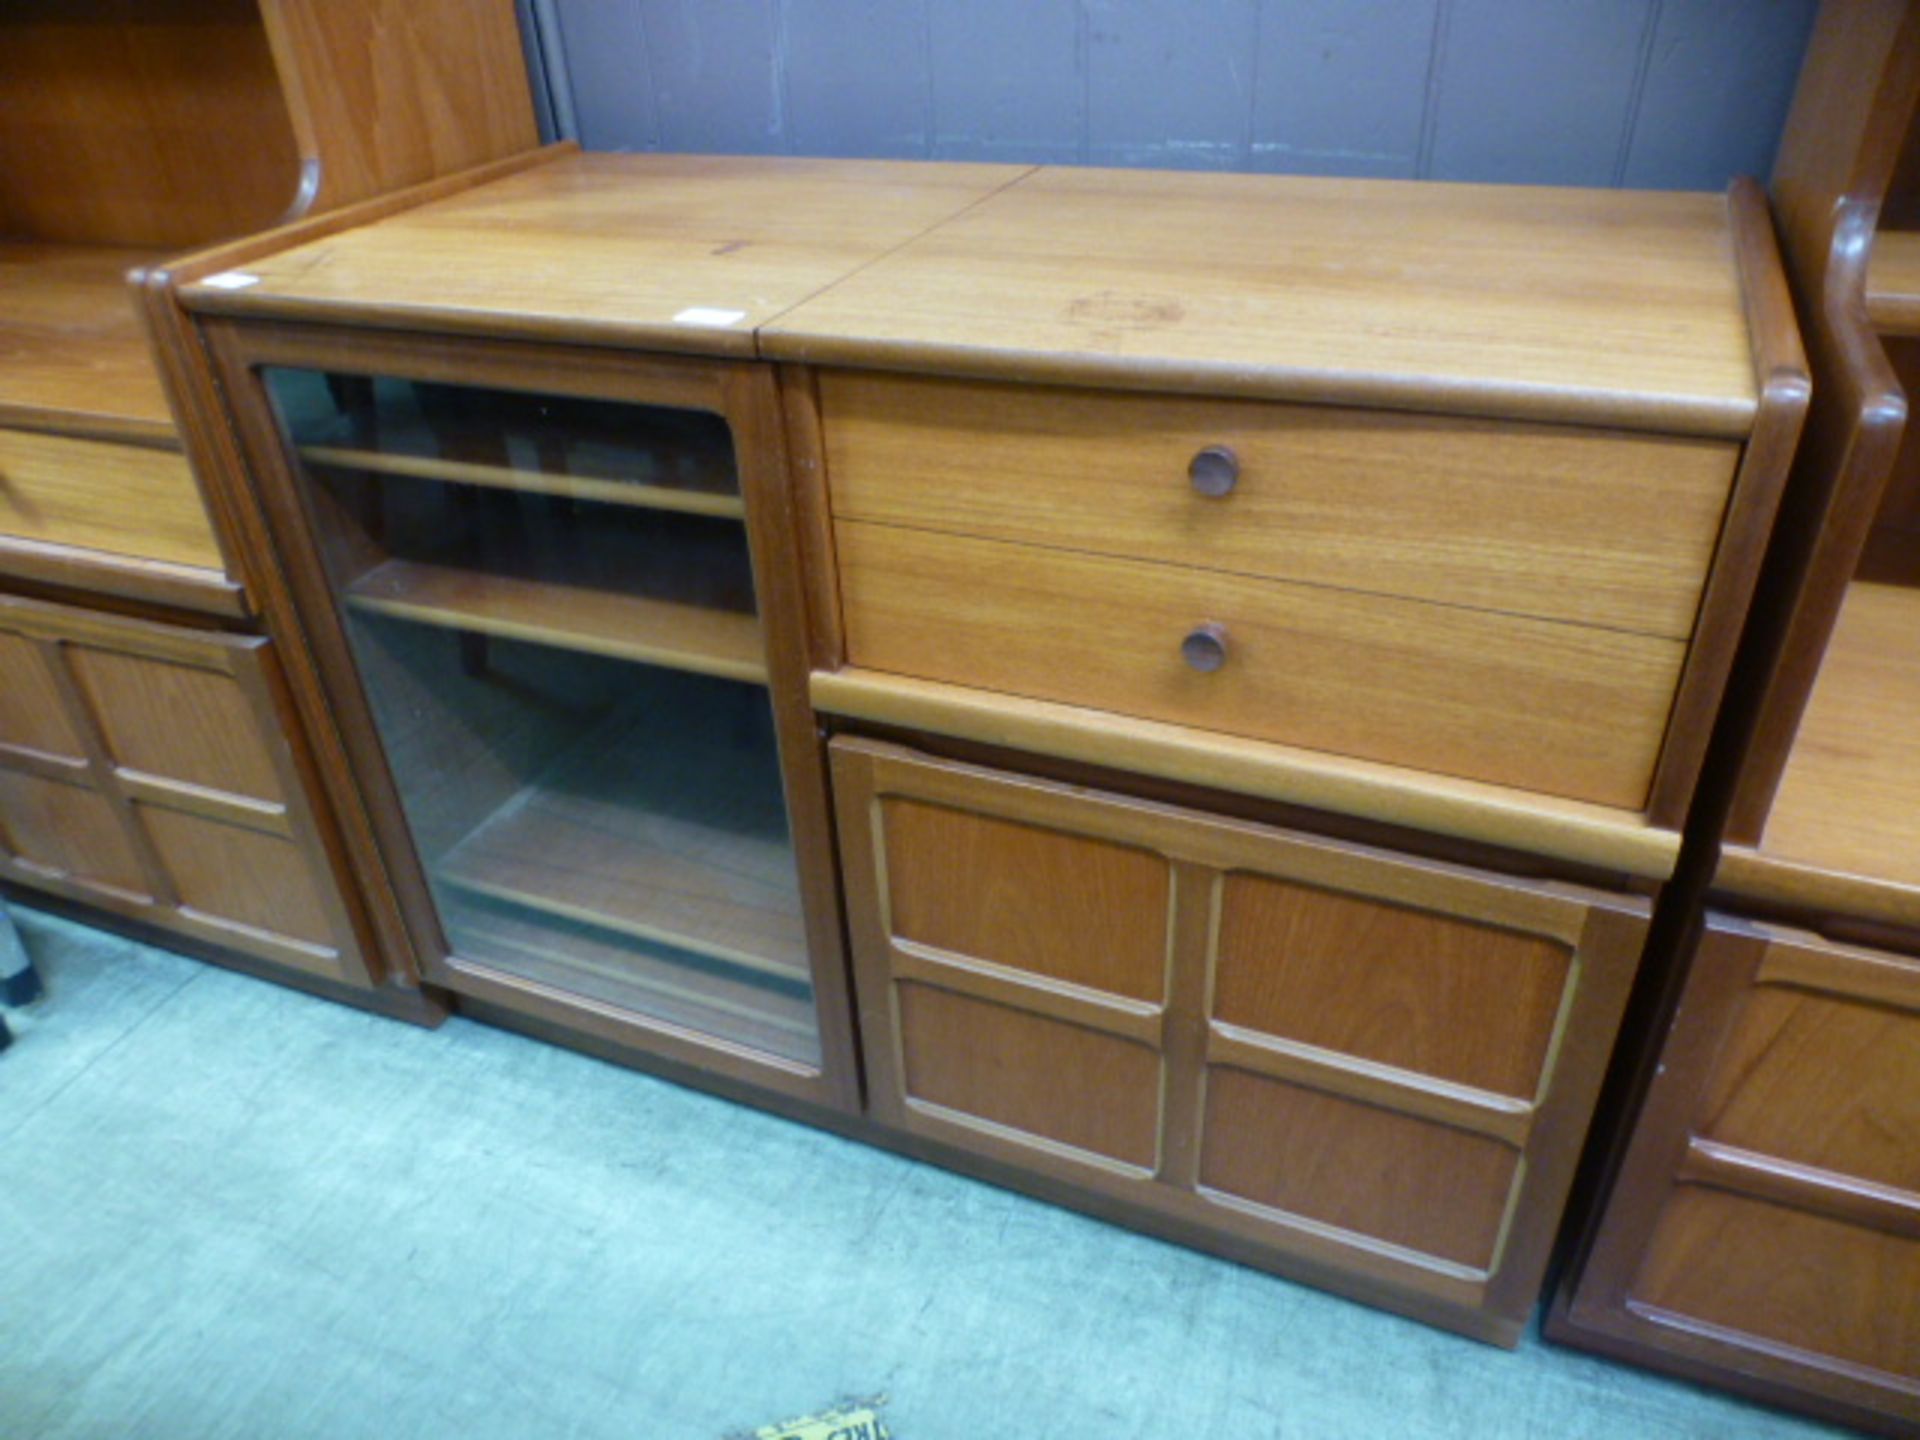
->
xmin=265 ymin=368 xmax=817 ymax=1065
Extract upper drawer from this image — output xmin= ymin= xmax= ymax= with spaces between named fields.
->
xmin=818 ymin=372 xmax=1740 ymax=638
xmin=0 ymin=427 xmax=224 ymax=573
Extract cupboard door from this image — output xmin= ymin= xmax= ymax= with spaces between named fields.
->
xmin=832 ymin=737 xmax=1649 ymax=1341
xmin=202 ymin=324 xmax=856 ymax=1111
xmin=0 ymin=594 xmax=367 ymax=983
xmin=1567 ymin=917 xmax=1920 ymax=1427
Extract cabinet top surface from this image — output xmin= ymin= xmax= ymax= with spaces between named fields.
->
xmin=180 ymin=153 xmax=1028 ymax=359
xmin=770 ymin=166 xmax=1758 ymax=434
xmin=184 ymin=152 xmax=1759 ymax=435
xmin=0 ymin=242 xmax=176 ymax=444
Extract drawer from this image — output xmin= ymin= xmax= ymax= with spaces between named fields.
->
xmin=0 ymin=593 xmax=364 ymax=982
xmin=0 ymin=426 xmax=224 ymax=572
xmin=836 ymin=520 xmax=1684 ymax=810
xmin=832 ymin=736 xmax=1649 ymax=1341
xmin=818 ymin=371 xmax=1740 ymax=637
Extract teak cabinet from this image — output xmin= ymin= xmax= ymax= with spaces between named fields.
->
xmin=1547 ymin=3 xmax=1920 ymax=1432
xmin=165 ymin=149 xmax=1801 ymax=1344
xmin=834 ymin=740 xmax=1646 ymax=1341
xmin=0 ymin=0 xmax=537 ymax=1006
xmin=1565 ymin=918 xmax=1920 ymax=1429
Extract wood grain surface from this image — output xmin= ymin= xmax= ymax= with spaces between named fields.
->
xmin=1213 ymin=873 xmax=1572 ymax=1099
xmin=818 ymin=371 xmax=1739 ymax=637
xmin=767 ymin=167 xmax=1758 ymax=436
xmin=0 ymin=243 xmax=177 ymax=443
xmin=832 ymin=736 xmax=1652 ymax=1339
xmin=259 ymin=0 xmax=537 ymax=214
xmin=811 ymin=668 xmax=1683 ymax=879
xmin=182 ymin=153 xmax=1029 ymax=355
xmin=1721 ymin=582 xmax=1920 ymax=924
xmin=0 ymin=0 xmax=300 ymax=247
xmin=880 ymin=795 xmax=1170 ymax=1002
xmin=0 ymin=426 xmax=220 ymax=571
xmin=1868 ymin=230 xmax=1920 ymax=334
xmin=835 ymin=519 xmax=1685 ymax=810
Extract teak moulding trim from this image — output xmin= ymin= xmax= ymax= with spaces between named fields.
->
xmin=1722 ymin=203 xmax=1912 ymax=847
xmin=812 ymin=668 xmax=1682 ymax=880
xmin=1643 ymin=178 xmax=1812 ymax=830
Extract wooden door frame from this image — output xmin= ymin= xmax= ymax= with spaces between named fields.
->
xmin=198 ymin=316 xmax=861 ymax=1112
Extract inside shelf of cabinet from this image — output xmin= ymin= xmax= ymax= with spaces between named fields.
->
xmin=0 ymin=241 xmax=175 ymax=443
xmin=300 ymin=445 xmax=747 ymax=519
xmin=343 ymin=558 xmax=768 ymax=683
xmin=1868 ymin=231 xmax=1920 ymax=336
xmin=1756 ymin=580 xmax=1920 ymax=896
xmin=444 ymin=892 xmax=817 ymax=1063
xmin=433 ymin=708 xmax=809 ymax=984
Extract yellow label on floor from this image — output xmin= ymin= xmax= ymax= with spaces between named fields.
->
xmin=754 ymin=1403 xmax=891 ymax=1440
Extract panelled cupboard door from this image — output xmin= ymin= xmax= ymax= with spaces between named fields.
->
xmin=831 ymin=737 xmax=1649 ymax=1343
xmin=0 ymin=593 xmax=368 ymax=985
xmin=1566 ymin=916 xmax=1920 ymax=1430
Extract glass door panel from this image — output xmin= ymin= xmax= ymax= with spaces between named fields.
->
xmin=263 ymin=367 xmax=819 ymax=1067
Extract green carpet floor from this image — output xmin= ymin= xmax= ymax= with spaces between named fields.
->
xmin=0 ymin=905 xmax=1856 ymax=1439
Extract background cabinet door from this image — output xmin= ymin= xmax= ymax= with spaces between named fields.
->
xmin=0 ymin=593 xmax=368 ymax=984
xmin=831 ymin=737 xmax=1649 ymax=1344
xmin=1563 ymin=916 xmax=1920 ymax=1430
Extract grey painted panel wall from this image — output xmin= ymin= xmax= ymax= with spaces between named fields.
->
xmin=542 ymin=0 xmax=1817 ymax=189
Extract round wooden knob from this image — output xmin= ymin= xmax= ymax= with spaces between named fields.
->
xmin=1181 ymin=622 xmax=1229 ymax=673
xmin=1188 ymin=445 xmax=1240 ymax=497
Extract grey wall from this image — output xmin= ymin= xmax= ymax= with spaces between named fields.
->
xmin=530 ymin=0 xmax=1816 ymax=189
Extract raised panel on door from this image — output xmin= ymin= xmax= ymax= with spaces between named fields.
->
xmin=0 ymin=593 xmax=368 ymax=984
xmin=831 ymin=736 xmax=1649 ymax=1342
xmin=1630 ymin=1188 xmax=1920 ymax=1388
xmin=1199 ymin=1070 xmax=1521 ymax=1271
xmin=68 ymin=644 xmax=288 ymax=801
xmin=1564 ymin=916 xmax=1920 ymax=1428
xmin=1211 ymin=873 xmax=1574 ymax=1099
xmin=0 ymin=768 xmax=150 ymax=900
xmin=0 ymin=630 xmax=84 ymax=762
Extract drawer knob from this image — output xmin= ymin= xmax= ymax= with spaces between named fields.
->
xmin=1181 ymin=622 xmax=1229 ymax=673
xmin=1188 ymin=445 xmax=1240 ymax=498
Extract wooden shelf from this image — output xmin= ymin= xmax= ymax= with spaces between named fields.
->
xmin=445 ymin=892 xmax=818 ymax=1065
xmin=344 ymin=558 xmax=767 ymax=683
xmin=1724 ymin=581 xmax=1920 ymax=925
xmin=299 ymin=445 xmax=747 ymax=519
xmin=0 ymin=242 xmax=175 ymax=443
xmin=435 ymin=708 xmax=810 ymax=983
xmin=1867 ymin=231 xmax=1920 ymax=336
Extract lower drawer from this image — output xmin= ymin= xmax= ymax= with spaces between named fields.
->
xmin=835 ymin=520 xmax=1684 ymax=810
xmin=831 ymin=735 xmax=1649 ymax=1343
xmin=0 ymin=592 xmax=367 ymax=984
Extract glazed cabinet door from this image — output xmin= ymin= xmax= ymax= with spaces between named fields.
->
xmin=0 ymin=593 xmax=366 ymax=981
xmin=1567 ymin=916 xmax=1920 ymax=1428
xmin=831 ymin=738 xmax=1648 ymax=1341
xmin=203 ymin=322 xmax=855 ymax=1109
